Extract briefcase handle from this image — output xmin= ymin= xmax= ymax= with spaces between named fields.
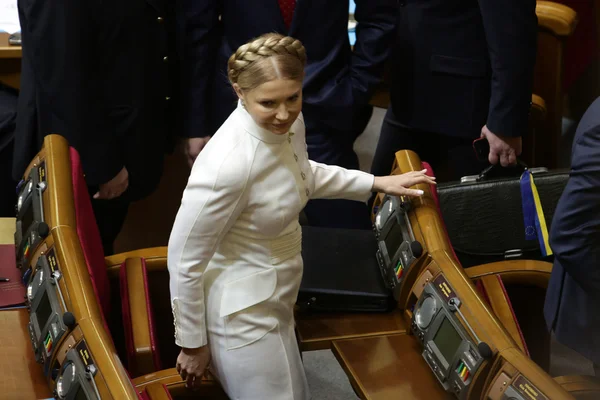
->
xmin=477 ymin=160 xmax=528 ymax=181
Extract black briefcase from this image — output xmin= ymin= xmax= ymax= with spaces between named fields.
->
xmin=437 ymin=164 xmax=569 ymax=268
xmin=297 ymin=226 xmax=395 ymax=313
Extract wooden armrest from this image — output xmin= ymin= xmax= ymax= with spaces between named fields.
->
xmin=121 ymin=257 xmax=161 ymax=377
xmin=554 ymin=375 xmax=600 ymax=399
xmin=466 ymin=260 xmax=553 ymax=289
xmin=133 ymin=368 xmax=226 ymax=398
xmin=295 ymin=309 xmax=408 ymax=352
xmin=133 ymin=368 xmax=186 ymax=388
xmin=106 ymin=246 xmax=168 ymax=277
xmin=536 ymin=1 xmax=578 ymax=37
xmin=143 ymin=383 xmax=173 ymax=400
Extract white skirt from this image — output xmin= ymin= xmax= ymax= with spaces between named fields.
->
xmin=204 ymin=253 xmax=310 ymax=400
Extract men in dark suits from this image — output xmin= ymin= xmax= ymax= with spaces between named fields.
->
xmin=178 ymin=0 xmax=396 ymax=229
xmin=370 ymin=0 xmax=538 ymax=181
xmin=13 ymin=0 xmax=177 ymax=253
xmin=545 ymin=97 xmax=600 ymax=376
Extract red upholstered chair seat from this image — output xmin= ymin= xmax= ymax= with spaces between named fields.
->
xmin=69 ymin=146 xmax=161 ymax=376
xmin=421 ymin=162 xmax=529 ymax=356
xmin=70 ymin=147 xmax=111 ymax=330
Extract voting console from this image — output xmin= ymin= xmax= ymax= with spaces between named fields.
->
xmin=27 ymin=243 xmax=74 ymax=367
xmin=15 ymin=162 xmax=49 ymax=273
xmin=373 ymin=194 xmax=423 ymax=292
xmin=412 ymin=278 xmax=488 ymax=398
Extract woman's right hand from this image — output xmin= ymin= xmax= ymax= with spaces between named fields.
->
xmin=372 ymin=169 xmax=436 ymax=197
xmin=176 ymin=346 xmax=211 ymax=389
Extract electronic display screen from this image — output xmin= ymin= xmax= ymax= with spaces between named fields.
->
xmin=74 ymin=387 xmax=88 ymax=400
xmin=35 ymin=291 xmax=53 ymax=333
xmin=20 ymin=201 xmax=35 ymax=237
xmin=432 ymin=318 xmax=462 ymax=365
xmin=383 ymin=218 xmax=404 ymax=260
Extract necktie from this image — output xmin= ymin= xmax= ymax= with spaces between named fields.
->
xmin=278 ymin=0 xmax=296 ymax=29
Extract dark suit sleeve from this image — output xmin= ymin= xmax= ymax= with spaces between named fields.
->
xmin=477 ymin=0 xmax=537 ymax=137
xmin=177 ymin=0 xmax=221 ymax=138
xmin=549 ymin=125 xmax=600 ymax=295
xmin=351 ymin=0 xmax=397 ymax=106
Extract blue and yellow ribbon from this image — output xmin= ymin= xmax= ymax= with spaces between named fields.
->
xmin=520 ymin=170 xmax=552 ymax=257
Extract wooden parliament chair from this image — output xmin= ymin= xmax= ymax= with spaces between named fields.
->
xmin=15 ymin=134 xmax=182 ymax=398
xmin=372 ymin=151 xmax=555 ymax=365
xmin=17 ymin=224 xmax=175 ymax=398
xmin=533 ymin=1 xmax=578 ymax=168
xmin=294 ymin=149 xmax=544 ymax=358
xmin=295 ymin=139 xmax=543 ymax=352
xmin=328 ymin=151 xmax=588 ymax=400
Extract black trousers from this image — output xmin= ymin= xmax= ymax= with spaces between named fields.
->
xmin=371 ymin=107 xmax=488 ymax=182
xmin=87 ymin=185 xmax=130 ymax=255
xmin=302 ymin=107 xmax=372 ymax=230
xmin=0 ymin=140 xmax=17 ymax=218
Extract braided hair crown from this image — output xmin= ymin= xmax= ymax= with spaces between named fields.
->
xmin=228 ymin=33 xmax=306 ymax=88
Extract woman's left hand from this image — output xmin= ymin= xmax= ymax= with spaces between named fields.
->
xmin=372 ymin=169 xmax=436 ymax=197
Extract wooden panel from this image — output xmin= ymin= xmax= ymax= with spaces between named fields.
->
xmin=332 ymin=334 xmax=453 ymax=400
xmin=537 ymin=1 xmax=578 ymax=36
xmin=0 ymin=33 xmax=21 ymax=90
xmin=0 ymin=309 xmax=52 ymax=400
xmin=19 ymin=135 xmax=77 ymax=232
xmin=0 ymin=218 xmax=15 ymax=245
xmin=479 ymin=276 xmax=528 ymax=354
xmin=52 ymin=226 xmax=105 ymax=323
xmin=555 ymin=375 xmax=600 ymax=399
xmin=44 ymin=135 xmax=77 ymax=230
xmin=484 ymin=348 xmax=574 ymax=400
xmin=295 ymin=310 xmax=407 ymax=351
xmin=0 ymin=33 xmax=21 ymax=59
xmin=75 ymin=318 xmax=139 ymax=399
xmin=533 ymin=2 xmax=578 ymax=168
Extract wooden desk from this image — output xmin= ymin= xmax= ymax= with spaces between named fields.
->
xmin=0 ymin=217 xmax=15 ymax=244
xmin=0 ymin=217 xmax=51 ymax=400
xmin=296 ymin=309 xmax=408 ymax=351
xmin=0 ymin=33 xmax=22 ymax=90
xmin=332 ymin=334 xmax=452 ymax=400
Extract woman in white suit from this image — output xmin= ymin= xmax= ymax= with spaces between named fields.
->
xmin=168 ymin=33 xmax=436 ymax=400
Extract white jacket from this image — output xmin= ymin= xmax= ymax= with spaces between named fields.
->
xmin=168 ymin=102 xmax=374 ymax=349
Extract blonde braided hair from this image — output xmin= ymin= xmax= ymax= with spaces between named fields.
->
xmin=228 ymin=33 xmax=306 ymax=91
